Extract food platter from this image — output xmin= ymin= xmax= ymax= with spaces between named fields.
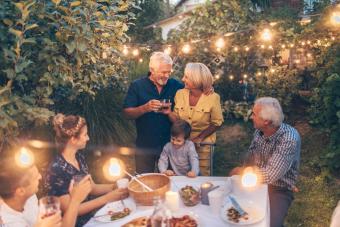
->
xmin=93 ymin=199 xmax=136 ymax=223
xmin=220 ymin=197 xmax=265 ymax=225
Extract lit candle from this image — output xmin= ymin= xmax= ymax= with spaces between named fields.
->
xmin=200 ymin=182 xmax=213 ymax=205
xmin=165 ymin=191 xmax=179 ymax=212
xmin=241 ymin=167 xmax=258 ymax=188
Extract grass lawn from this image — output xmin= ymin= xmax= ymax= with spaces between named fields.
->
xmin=213 ymin=121 xmax=339 ymax=227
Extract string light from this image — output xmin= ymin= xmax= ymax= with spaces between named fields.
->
xmin=257 ymin=72 xmax=262 ymax=76
xmin=270 ymin=69 xmax=275 ymax=73
xmin=268 ymin=45 xmax=273 ymax=50
xmin=307 ymin=40 xmax=311 ymax=44
xmin=331 ymin=11 xmax=340 ymax=26
xmin=261 ymin=44 xmax=265 ymax=49
xmin=182 ymin=44 xmax=191 ymax=54
xmin=245 ymin=46 xmax=250 ymax=51
xmin=233 ymin=46 xmax=239 ymax=52
xmin=229 ymin=75 xmax=234 ymax=80
xmin=243 ymin=74 xmax=248 ymax=79
xmin=15 ymin=147 xmax=34 ymax=167
xmin=307 ymin=53 xmax=312 ymax=58
xmin=281 ymin=44 xmax=286 ymax=48
xmin=215 ymin=38 xmax=225 ymax=49
xmin=261 ymin=28 xmax=272 ymax=42
xmin=164 ymin=46 xmax=172 ymax=55
xmin=290 ymin=43 xmax=294 ymax=48
xmin=214 ymin=74 xmax=220 ymax=80
xmin=132 ymin=49 xmax=139 ymax=57
xmin=122 ymin=46 xmax=128 ymax=56
xmin=139 ymin=58 xmax=143 ymax=63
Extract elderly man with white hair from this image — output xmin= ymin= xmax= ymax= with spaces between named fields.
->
xmin=230 ymin=97 xmax=301 ymax=227
xmin=123 ymin=52 xmax=183 ymax=173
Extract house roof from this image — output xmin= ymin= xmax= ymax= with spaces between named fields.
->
xmin=144 ymin=10 xmax=191 ymax=28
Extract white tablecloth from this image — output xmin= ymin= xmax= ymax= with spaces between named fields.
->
xmin=84 ymin=176 xmax=269 ymax=227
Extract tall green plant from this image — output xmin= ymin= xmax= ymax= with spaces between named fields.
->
xmin=0 ymin=0 xmax=135 ymax=148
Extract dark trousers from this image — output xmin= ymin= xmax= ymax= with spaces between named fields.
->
xmin=269 ymin=185 xmax=294 ymax=227
xmin=135 ymin=152 xmax=159 ymax=174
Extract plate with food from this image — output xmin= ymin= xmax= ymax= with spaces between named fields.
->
xmin=93 ymin=199 xmax=136 ymax=223
xmin=221 ymin=197 xmax=265 ymax=225
xmin=171 ymin=211 xmax=201 ymax=227
xmin=179 ymin=185 xmax=200 ymax=206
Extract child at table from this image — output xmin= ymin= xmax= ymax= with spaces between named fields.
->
xmin=158 ymin=120 xmax=199 ymax=177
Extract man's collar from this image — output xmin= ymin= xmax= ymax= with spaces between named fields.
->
xmin=259 ymin=124 xmax=284 ymax=141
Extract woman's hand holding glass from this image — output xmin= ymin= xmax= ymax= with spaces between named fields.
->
xmin=35 ymin=211 xmax=62 ymax=227
xmin=69 ymin=174 xmax=92 ymax=204
xmin=104 ymin=188 xmax=129 ymax=203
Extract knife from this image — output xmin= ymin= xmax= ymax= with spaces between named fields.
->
xmin=228 ymin=196 xmax=248 ymax=217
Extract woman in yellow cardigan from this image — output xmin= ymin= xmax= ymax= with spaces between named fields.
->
xmin=165 ymin=62 xmax=224 ymax=176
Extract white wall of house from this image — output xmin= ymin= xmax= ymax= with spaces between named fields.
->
xmin=159 ymin=16 xmax=188 ymax=40
xmin=177 ymin=0 xmax=207 ymax=12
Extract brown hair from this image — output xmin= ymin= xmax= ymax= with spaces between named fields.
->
xmin=52 ymin=114 xmax=87 ymax=151
xmin=171 ymin=120 xmax=191 ymax=140
xmin=0 ymin=157 xmax=33 ymax=199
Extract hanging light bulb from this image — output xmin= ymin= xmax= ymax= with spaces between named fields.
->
xmin=214 ymin=74 xmax=220 ymax=80
xmin=229 ymin=75 xmax=234 ymax=80
xmin=261 ymin=44 xmax=265 ymax=49
xmin=233 ymin=46 xmax=239 ymax=52
xmin=139 ymin=58 xmax=143 ymax=63
xmin=261 ymin=28 xmax=272 ymax=42
xmin=122 ymin=46 xmax=129 ymax=56
xmin=245 ymin=46 xmax=250 ymax=52
xmin=182 ymin=44 xmax=191 ymax=54
xmin=243 ymin=74 xmax=248 ymax=79
xmin=281 ymin=44 xmax=286 ymax=49
xmin=132 ymin=49 xmax=139 ymax=57
xmin=15 ymin=147 xmax=34 ymax=167
xmin=215 ymin=38 xmax=225 ymax=49
xmin=331 ymin=11 xmax=340 ymax=26
xmin=257 ymin=72 xmax=262 ymax=76
xmin=268 ymin=45 xmax=273 ymax=50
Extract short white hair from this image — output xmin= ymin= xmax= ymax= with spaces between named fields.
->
xmin=149 ymin=52 xmax=173 ymax=69
xmin=255 ymin=97 xmax=284 ymax=127
xmin=184 ymin=62 xmax=213 ymax=92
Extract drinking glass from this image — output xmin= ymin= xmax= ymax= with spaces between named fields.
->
xmin=39 ymin=196 xmax=60 ymax=218
xmin=160 ymin=99 xmax=171 ymax=111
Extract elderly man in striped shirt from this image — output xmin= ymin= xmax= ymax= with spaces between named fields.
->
xmin=230 ymin=97 xmax=301 ymax=227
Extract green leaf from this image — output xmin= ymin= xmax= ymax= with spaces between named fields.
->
xmin=70 ymin=1 xmax=81 ymax=7
xmin=66 ymin=41 xmax=76 ymax=54
xmin=3 ymin=69 xmax=16 ymax=79
xmin=52 ymin=0 xmax=61 ymax=5
xmin=15 ymin=60 xmax=33 ymax=73
xmin=22 ymin=38 xmax=37 ymax=44
xmin=2 ymin=19 xmax=13 ymax=26
xmin=25 ymin=24 xmax=38 ymax=31
xmin=9 ymin=28 xmax=23 ymax=38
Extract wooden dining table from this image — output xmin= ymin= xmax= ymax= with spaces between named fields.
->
xmin=84 ymin=175 xmax=270 ymax=227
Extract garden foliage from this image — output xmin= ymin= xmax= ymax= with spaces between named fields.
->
xmin=0 ymin=0 xmax=135 ymax=148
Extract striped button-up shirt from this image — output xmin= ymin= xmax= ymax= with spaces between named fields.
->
xmin=246 ymin=123 xmax=301 ymax=190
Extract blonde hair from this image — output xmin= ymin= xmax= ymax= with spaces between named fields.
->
xmin=255 ymin=97 xmax=284 ymax=127
xmin=184 ymin=62 xmax=213 ymax=92
xmin=149 ymin=52 xmax=173 ymax=70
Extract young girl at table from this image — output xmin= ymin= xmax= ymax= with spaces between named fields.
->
xmin=44 ymin=114 xmax=129 ymax=227
xmin=158 ymin=120 xmax=200 ymax=177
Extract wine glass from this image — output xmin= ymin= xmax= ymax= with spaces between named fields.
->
xmin=39 ymin=196 xmax=60 ymax=218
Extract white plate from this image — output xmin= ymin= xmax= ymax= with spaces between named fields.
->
xmin=221 ymin=197 xmax=265 ymax=225
xmin=172 ymin=210 xmax=202 ymax=227
xmin=93 ymin=199 xmax=136 ymax=223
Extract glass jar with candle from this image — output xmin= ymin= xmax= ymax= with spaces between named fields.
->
xmin=150 ymin=196 xmax=171 ymax=227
